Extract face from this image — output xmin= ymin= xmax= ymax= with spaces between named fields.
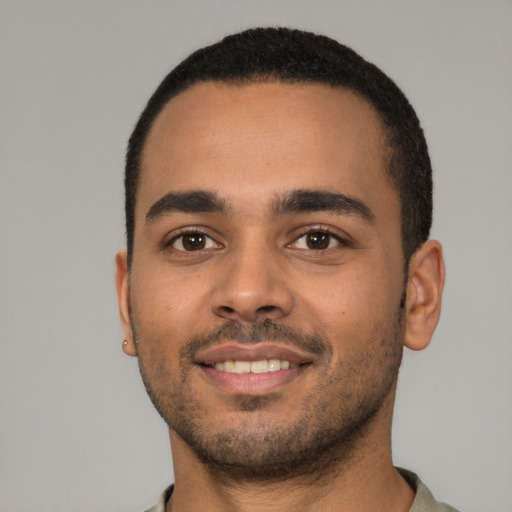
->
xmin=119 ymin=82 xmax=407 ymax=478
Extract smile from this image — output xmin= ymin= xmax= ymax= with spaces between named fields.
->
xmin=194 ymin=342 xmax=315 ymax=394
xmin=211 ymin=359 xmax=298 ymax=374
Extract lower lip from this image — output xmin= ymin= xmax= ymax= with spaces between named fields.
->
xmin=199 ymin=365 xmax=308 ymax=394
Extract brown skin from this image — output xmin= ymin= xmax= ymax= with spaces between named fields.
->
xmin=116 ymin=82 xmax=445 ymax=512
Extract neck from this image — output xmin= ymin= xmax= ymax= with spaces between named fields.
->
xmin=166 ymin=391 xmax=414 ymax=512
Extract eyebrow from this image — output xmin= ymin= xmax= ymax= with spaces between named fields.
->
xmin=273 ymin=189 xmax=375 ymax=223
xmin=145 ymin=190 xmax=228 ymax=223
xmin=145 ymin=188 xmax=375 ymax=225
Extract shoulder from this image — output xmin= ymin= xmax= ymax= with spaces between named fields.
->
xmin=398 ymin=468 xmax=461 ymax=512
xmin=143 ymin=484 xmax=174 ymax=512
xmin=144 ymin=474 xmax=461 ymax=512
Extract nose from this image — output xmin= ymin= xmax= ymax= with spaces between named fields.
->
xmin=209 ymin=245 xmax=294 ymax=323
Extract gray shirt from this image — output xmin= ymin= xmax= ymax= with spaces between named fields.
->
xmin=144 ymin=468 xmax=460 ymax=512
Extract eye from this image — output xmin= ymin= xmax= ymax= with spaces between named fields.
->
xmin=292 ymin=231 xmax=342 ymax=250
xmin=169 ymin=232 xmax=220 ymax=252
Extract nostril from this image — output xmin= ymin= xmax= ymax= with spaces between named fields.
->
xmin=257 ymin=305 xmax=277 ymax=313
xmin=220 ymin=305 xmax=236 ymax=314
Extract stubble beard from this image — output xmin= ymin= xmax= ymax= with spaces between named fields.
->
xmin=134 ymin=310 xmax=404 ymax=483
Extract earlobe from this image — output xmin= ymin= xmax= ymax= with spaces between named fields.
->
xmin=404 ymin=240 xmax=445 ymax=351
xmin=115 ymin=250 xmax=137 ymax=357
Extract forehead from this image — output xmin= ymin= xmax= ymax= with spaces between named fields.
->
xmin=138 ymin=81 xmax=394 ymax=216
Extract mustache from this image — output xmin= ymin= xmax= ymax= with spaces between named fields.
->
xmin=180 ymin=319 xmax=330 ymax=360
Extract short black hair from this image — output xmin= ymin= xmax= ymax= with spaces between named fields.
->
xmin=125 ymin=27 xmax=432 ymax=264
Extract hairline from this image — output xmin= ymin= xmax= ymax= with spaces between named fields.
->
xmin=132 ymin=77 xmax=400 ymax=261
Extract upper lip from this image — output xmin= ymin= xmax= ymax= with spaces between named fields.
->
xmin=195 ymin=342 xmax=315 ymax=366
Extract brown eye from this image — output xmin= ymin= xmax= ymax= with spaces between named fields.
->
xmin=170 ymin=232 xmax=218 ymax=251
xmin=182 ymin=233 xmax=206 ymax=250
xmin=305 ymin=232 xmax=330 ymax=249
xmin=292 ymin=231 xmax=341 ymax=250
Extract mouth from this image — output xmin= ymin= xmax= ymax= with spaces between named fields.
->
xmin=204 ymin=359 xmax=299 ymax=373
xmin=194 ymin=342 xmax=314 ymax=394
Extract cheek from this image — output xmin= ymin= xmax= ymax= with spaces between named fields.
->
xmin=130 ymin=262 xmax=216 ymax=350
xmin=296 ymin=260 xmax=401 ymax=349
xmin=132 ymin=259 xmax=193 ymax=314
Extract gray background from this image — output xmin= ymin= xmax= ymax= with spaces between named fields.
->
xmin=1 ymin=1 xmax=511 ymax=511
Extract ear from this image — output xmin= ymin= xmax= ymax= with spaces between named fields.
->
xmin=404 ymin=240 xmax=445 ymax=351
xmin=115 ymin=250 xmax=137 ymax=356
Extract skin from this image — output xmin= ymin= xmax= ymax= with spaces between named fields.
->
xmin=116 ymin=82 xmax=445 ymax=512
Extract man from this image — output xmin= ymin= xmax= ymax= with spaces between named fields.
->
xmin=115 ymin=27 xmax=457 ymax=512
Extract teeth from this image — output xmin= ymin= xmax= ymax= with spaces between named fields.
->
xmin=223 ymin=360 xmax=235 ymax=372
xmin=214 ymin=359 xmax=297 ymax=373
xmin=268 ymin=359 xmax=280 ymax=371
xmin=251 ymin=360 xmax=268 ymax=373
xmin=234 ymin=361 xmax=251 ymax=373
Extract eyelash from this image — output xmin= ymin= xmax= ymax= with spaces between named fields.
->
xmin=164 ymin=228 xmax=221 ymax=253
xmin=163 ymin=225 xmax=349 ymax=253
xmin=290 ymin=226 xmax=349 ymax=250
